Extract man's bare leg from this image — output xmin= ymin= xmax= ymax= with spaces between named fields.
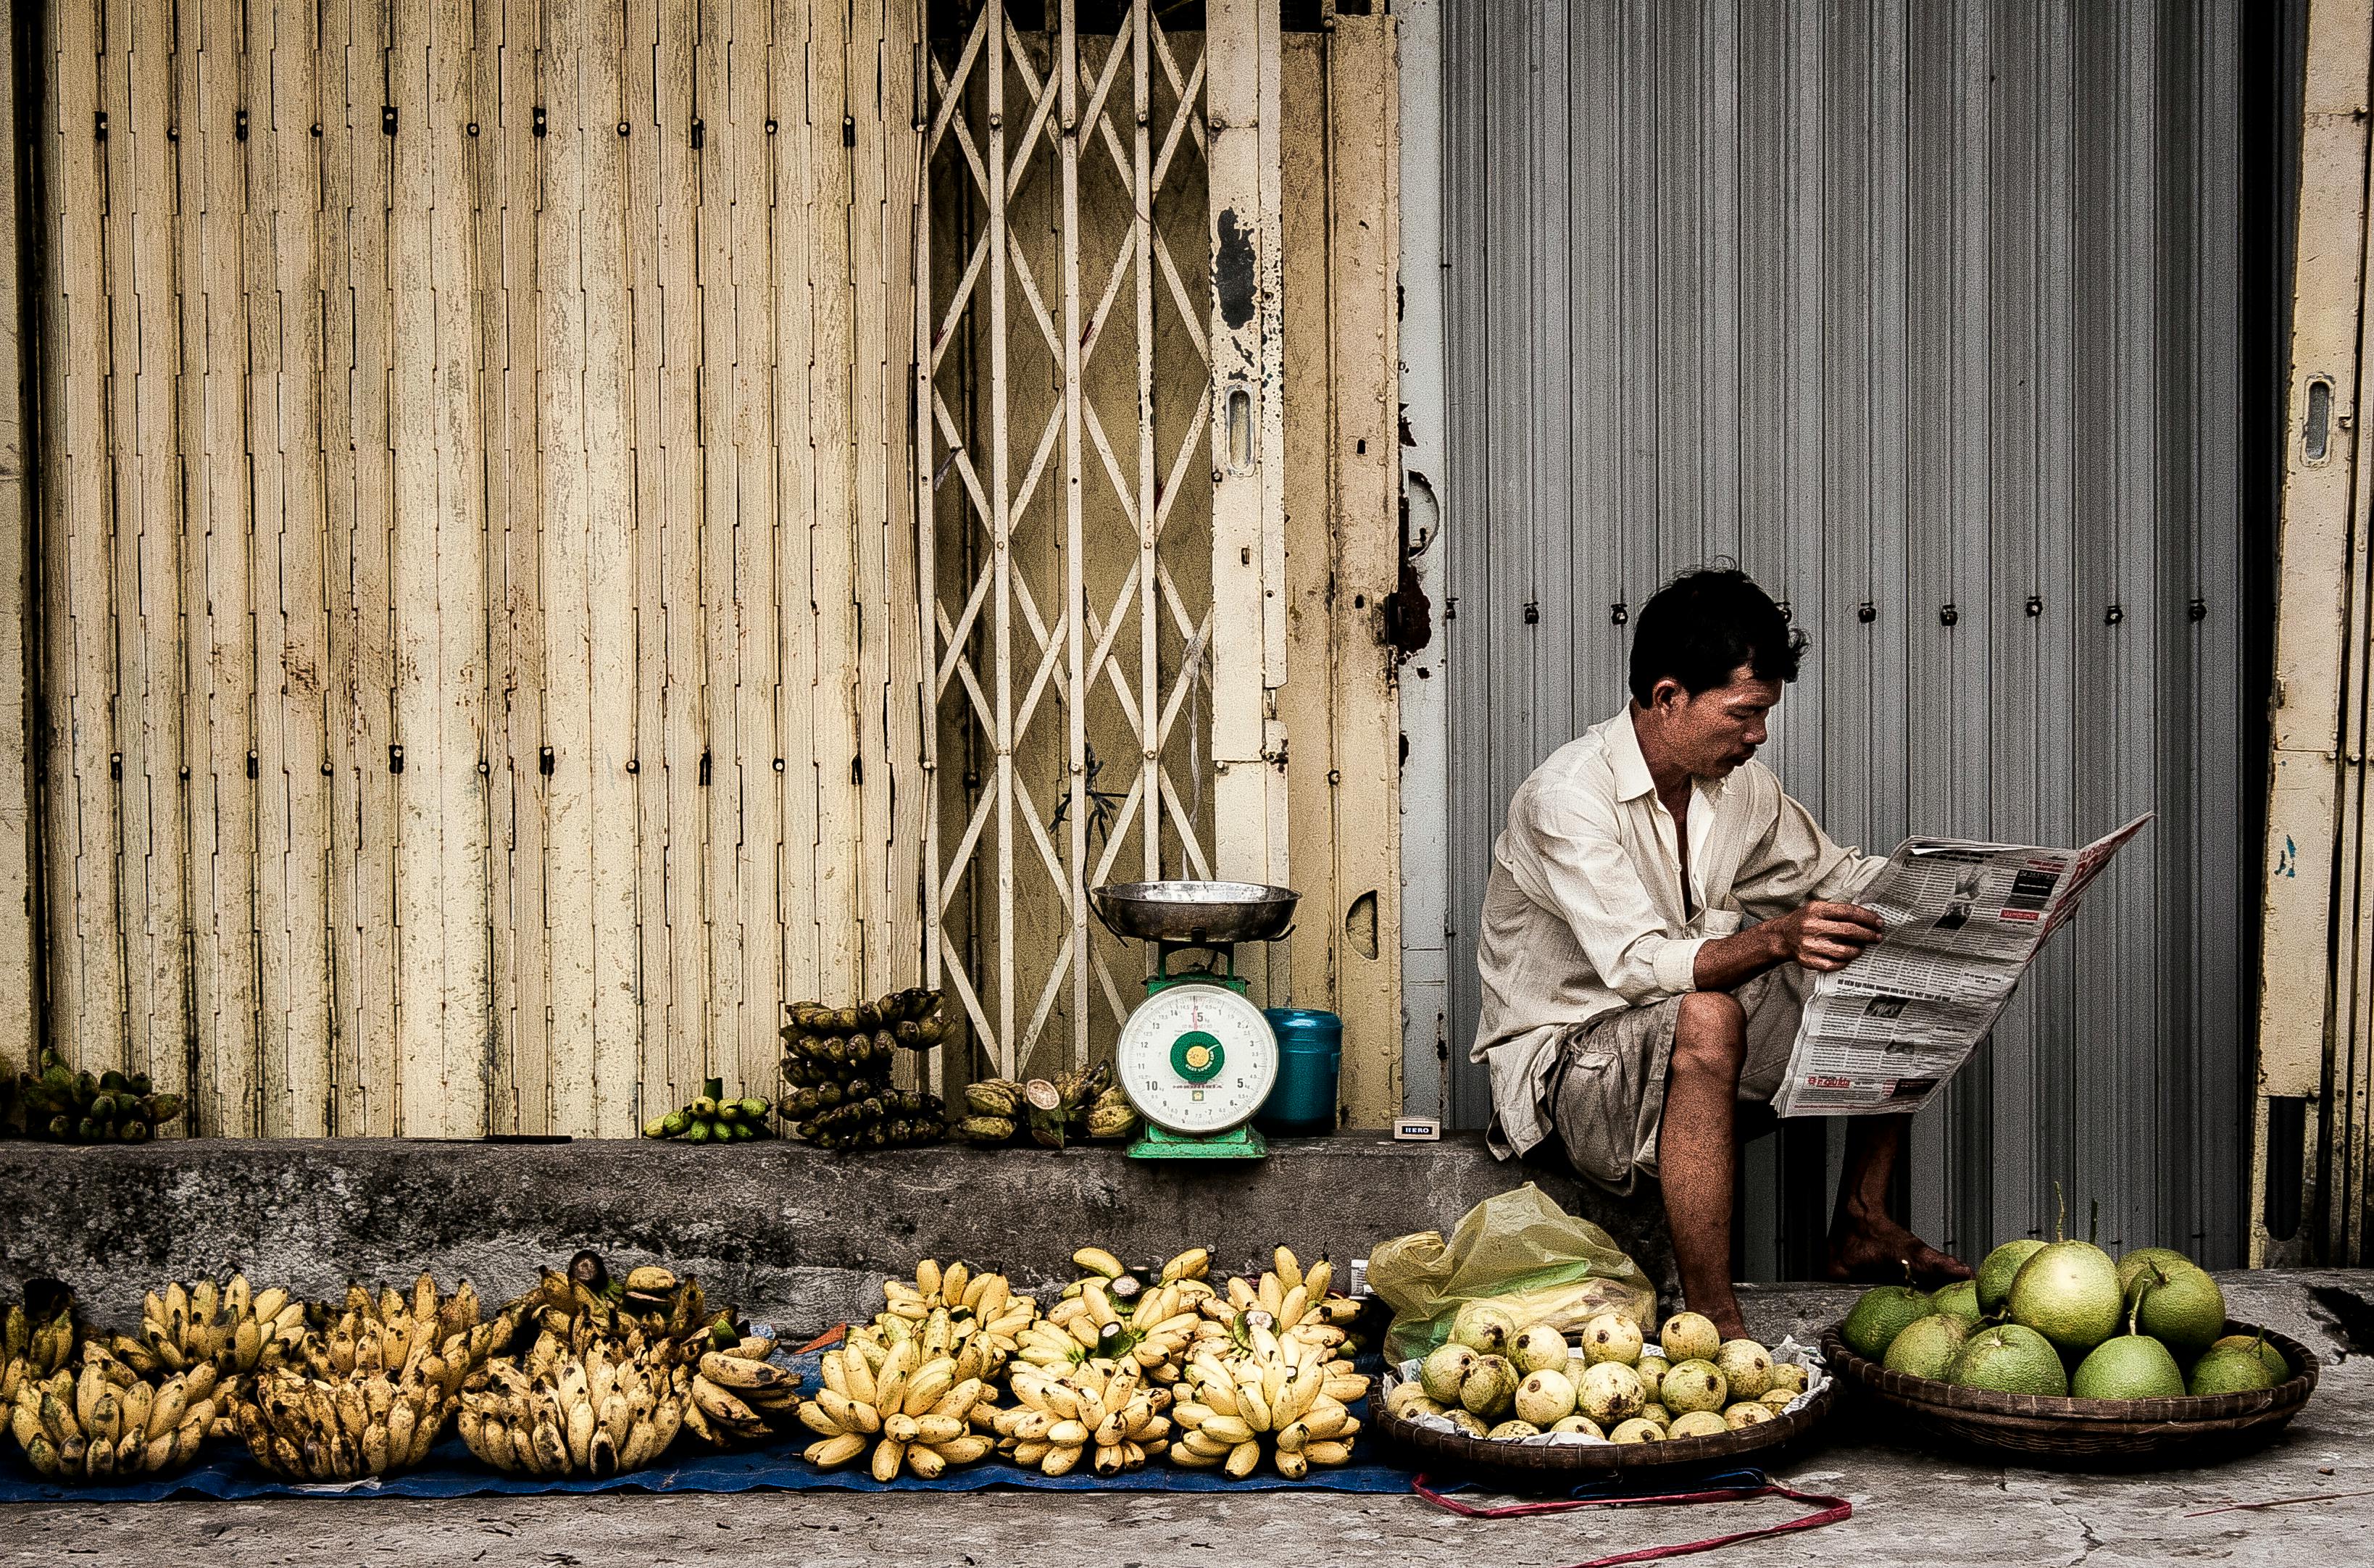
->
xmin=1821 ymin=1114 xmax=1972 ymax=1287
xmin=1659 ymin=992 xmax=1752 ymax=1338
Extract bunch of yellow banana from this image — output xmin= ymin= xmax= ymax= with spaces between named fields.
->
xmin=7 ymin=1348 xmax=217 ymax=1480
xmin=1 ymin=1290 xmax=80 ymax=1406
xmin=509 ymin=1258 xmax=733 ymax=1347
xmin=1025 ymin=1248 xmax=1216 ymax=1384
xmin=989 ymin=1359 xmax=1173 ymax=1477
xmin=684 ymin=1335 xmax=806 ymax=1446
xmin=1168 ymin=1323 xmax=1369 ymax=1480
xmin=796 ymin=1337 xmax=994 ymax=1481
xmin=107 ymin=1276 xmax=307 ymax=1393
xmin=230 ymin=1366 xmax=451 ymax=1480
xmin=1197 ymin=1247 xmax=1362 ymax=1363
xmin=866 ymin=1259 xmax=1038 ymax=1385
xmin=457 ymin=1333 xmax=689 ymax=1477
xmin=301 ymin=1275 xmax=507 ymax=1399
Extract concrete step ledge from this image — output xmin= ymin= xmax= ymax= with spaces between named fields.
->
xmin=0 ymin=1133 xmax=1673 ymax=1337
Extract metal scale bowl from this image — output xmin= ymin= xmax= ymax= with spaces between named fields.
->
xmin=1088 ymin=881 xmax=1298 ymax=1159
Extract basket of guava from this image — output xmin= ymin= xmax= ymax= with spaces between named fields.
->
xmin=1373 ymin=1299 xmax=1837 ymax=1476
xmin=1822 ymin=1238 xmax=2319 ymax=1469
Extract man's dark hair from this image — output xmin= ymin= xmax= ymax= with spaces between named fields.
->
xmin=1626 ymin=565 xmax=1808 ymax=706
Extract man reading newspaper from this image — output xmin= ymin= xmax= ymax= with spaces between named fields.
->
xmin=1471 ymin=567 xmax=1970 ymax=1339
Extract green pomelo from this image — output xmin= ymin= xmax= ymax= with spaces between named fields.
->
xmin=1975 ymin=1239 xmax=2047 ymax=1314
xmin=2007 ymin=1241 xmax=2124 ymax=1354
xmin=2131 ymin=1264 xmax=2226 ymax=1357
xmin=2186 ymin=1343 xmax=2278 ymax=1397
xmin=1882 ymin=1314 xmax=1970 ymax=1381
xmin=1841 ymin=1286 xmax=1934 ymax=1361
xmin=2208 ymin=1334 xmax=2290 ymax=1383
xmin=2115 ymin=1247 xmax=2196 ymax=1294
xmin=2071 ymin=1335 xmax=2186 ymax=1399
xmin=1929 ymin=1279 xmax=1983 ymax=1324
xmin=1951 ymin=1324 xmax=2069 ymax=1397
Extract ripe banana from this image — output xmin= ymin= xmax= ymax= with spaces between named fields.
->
xmin=230 ymin=1365 xmax=449 ymax=1481
xmin=459 ymin=1333 xmax=691 ymax=1477
xmin=302 ymin=1275 xmax=507 ymax=1398
xmin=855 ymin=1261 xmax=1038 ymax=1386
xmin=1167 ymin=1331 xmax=1363 ymax=1479
xmin=105 ymin=1274 xmax=307 ymax=1412
xmin=1 ymin=1290 xmax=82 ymax=1409
xmin=5 ymin=1347 xmax=217 ymax=1481
xmin=796 ymin=1343 xmax=989 ymax=1480
xmin=988 ymin=1361 xmax=1172 ymax=1477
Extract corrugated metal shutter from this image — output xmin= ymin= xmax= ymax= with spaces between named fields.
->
xmin=1444 ymin=0 xmax=2288 ymax=1272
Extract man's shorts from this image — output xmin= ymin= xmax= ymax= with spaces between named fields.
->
xmin=1546 ymin=967 xmax=1807 ymax=1198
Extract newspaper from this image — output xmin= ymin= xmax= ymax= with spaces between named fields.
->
xmin=1770 ymin=814 xmax=2152 ymax=1117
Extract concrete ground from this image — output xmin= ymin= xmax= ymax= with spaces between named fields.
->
xmin=4 ymin=1273 xmax=2366 ymax=1567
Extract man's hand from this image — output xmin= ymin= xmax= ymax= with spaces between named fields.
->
xmin=1761 ymin=900 xmax=1885 ymax=972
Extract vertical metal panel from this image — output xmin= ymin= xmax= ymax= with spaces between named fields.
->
xmin=1444 ymin=0 xmax=2277 ymax=1270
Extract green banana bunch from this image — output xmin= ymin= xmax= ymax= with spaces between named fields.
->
xmin=785 ymin=988 xmax=951 ymax=1048
xmin=7 ymin=1347 xmax=219 ymax=1481
xmin=459 ymin=1330 xmax=691 ymax=1476
xmin=641 ymin=1077 xmax=772 ymax=1143
xmin=230 ymin=1365 xmax=449 ymax=1480
xmin=1 ymin=1283 xmax=82 ymax=1407
xmin=10 ymin=1051 xmax=185 ymax=1142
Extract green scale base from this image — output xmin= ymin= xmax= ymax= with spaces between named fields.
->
xmin=1124 ymin=1122 xmax=1270 ymax=1161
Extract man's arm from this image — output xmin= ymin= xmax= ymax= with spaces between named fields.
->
xmin=1693 ymin=900 xmax=1885 ymax=992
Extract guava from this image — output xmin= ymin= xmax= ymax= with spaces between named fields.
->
xmin=1659 ymin=1359 xmax=1728 ymax=1414
xmin=1418 ymin=1342 xmax=1478 ymax=1404
xmin=1659 ymin=1312 xmax=1723 ymax=1364
xmin=1449 ymin=1300 xmax=1519 ymax=1355
xmin=1577 ymin=1360 xmax=1645 ymax=1425
xmin=1715 ymin=1339 xmax=1775 ymax=1399
xmin=1511 ymin=1322 xmax=1571 ymax=1375
xmin=1513 ymin=1367 xmax=1577 ymax=1426
xmin=1581 ymin=1312 xmax=1645 ymax=1366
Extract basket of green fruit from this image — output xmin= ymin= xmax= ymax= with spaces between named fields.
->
xmin=1373 ymin=1301 xmax=1836 ymax=1477
xmin=1823 ymin=1238 xmax=2318 ymax=1469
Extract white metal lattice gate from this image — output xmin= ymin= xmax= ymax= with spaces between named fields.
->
xmin=917 ymin=0 xmax=1286 ymax=1083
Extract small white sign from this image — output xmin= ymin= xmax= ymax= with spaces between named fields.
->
xmin=1393 ymin=1117 xmax=1441 ymax=1141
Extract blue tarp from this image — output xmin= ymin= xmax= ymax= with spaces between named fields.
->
xmin=0 ymin=1349 xmax=1417 ymax=1504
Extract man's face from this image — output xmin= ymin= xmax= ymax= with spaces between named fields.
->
xmin=1652 ymin=665 xmax=1783 ymax=778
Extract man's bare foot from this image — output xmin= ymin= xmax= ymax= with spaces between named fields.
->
xmin=1823 ymin=1213 xmax=1970 ymax=1288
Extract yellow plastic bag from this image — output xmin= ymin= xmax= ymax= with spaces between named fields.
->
xmin=1368 ymin=1183 xmax=1657 ymax=1364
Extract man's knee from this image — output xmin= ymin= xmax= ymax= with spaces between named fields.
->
xmin=1671 ymin=991 xmax=1746 ymax=1083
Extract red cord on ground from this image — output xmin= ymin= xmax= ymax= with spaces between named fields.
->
xmin=1410 ymin=1472 xmax=1853 ymax=1567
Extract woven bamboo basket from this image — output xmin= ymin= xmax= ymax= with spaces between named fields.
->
xmin=1371 ymin=1369 xmax=1838 ymax=1481
xmin=1820 ymin=1320 xmax=2319 ymax=1470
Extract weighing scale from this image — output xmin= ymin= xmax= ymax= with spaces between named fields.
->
xmin=1087 ymin=880 xmax=1299 ymax=1160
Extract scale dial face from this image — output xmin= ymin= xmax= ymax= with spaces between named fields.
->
xmin=1117 ymin=982 xmax=1278 ymax=1135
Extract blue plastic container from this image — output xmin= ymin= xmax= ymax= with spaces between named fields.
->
xmin=1256 ymin=1008 xmax=1343 ymax=1136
